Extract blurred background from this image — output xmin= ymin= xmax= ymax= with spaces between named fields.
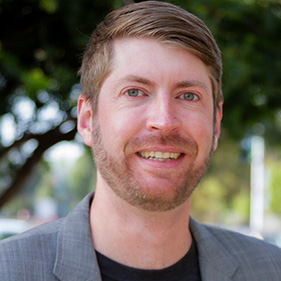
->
xmin=0 ymin=0 xmax=280 ymax=245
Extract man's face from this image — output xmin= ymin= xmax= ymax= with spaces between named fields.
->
xmin=79 ymin=37 xmax=222 ymax=211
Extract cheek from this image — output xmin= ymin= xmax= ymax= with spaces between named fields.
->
xmin=196 ymin=119 xmax=214 ymax=139
xmin=181 ymin=108 xmax=213 ymax=135
xmin=98 ymin=110 xmax=143 ymax=153
xmin=182 ymin=112 xmax=214 ymax=152
xmin=197 ymin=122 xmax=214 ymax=158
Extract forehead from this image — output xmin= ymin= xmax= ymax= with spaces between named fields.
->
xmin=109 ymin=37 xmax=212 ymax=90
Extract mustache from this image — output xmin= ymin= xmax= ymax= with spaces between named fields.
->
xmin=125 ymin=134 xmax=198 ymax=155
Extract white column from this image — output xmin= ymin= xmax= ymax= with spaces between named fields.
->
xmin=250 ymin=136 xmax=265 ymax=234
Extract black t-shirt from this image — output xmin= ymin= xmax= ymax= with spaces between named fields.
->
xmin=96 ymin=240 xmax=202 ymax=281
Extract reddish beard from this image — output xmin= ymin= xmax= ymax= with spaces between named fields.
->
xmin=91 ymin=120 xmax=213 ymax=211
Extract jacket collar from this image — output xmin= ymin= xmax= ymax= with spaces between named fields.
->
xmin=52 ymin=192 xmax=238 ymax=281
xmin=190 ymin=217 xmax=238 ymax=281
xmin=53 ymin=193 xmax=102 ymax=281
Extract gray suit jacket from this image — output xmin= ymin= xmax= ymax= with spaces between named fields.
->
xmin=1 ymin=193 xmax=281 ymax=280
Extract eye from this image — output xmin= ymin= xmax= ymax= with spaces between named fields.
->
xmin=179 ymin=92 xmax=199 ymax=101
xmin=125 ymin=89 xmax=143 ymax=97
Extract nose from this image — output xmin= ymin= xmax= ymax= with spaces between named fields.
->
xmin=146 ymin=96 xmax=180 ymax=133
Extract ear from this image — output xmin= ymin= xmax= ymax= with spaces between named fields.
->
xmin=213 ymin=101 xmax=223 ymax=151
xmin=77 ymin=94 xmax=93 ymax=147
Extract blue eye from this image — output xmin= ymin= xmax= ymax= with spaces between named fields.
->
xmin=180 ymin=92 xmax=198 ymax=101
xmin=126 ymin=89 xmax=140 ymax=97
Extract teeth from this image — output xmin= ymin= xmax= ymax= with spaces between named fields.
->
xmin=139 ymin=151 xmax=181 ymax=161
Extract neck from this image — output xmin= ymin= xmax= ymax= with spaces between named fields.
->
xmin=90 ymin=179 xmax=192 ymax=270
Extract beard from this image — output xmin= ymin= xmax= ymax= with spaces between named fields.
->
xmin=91 ymin=119 xmax=214 ymax=212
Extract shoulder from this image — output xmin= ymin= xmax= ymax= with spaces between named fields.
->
xmin=0 ymin=193 xmax=94 ymax=280
xmin=190 ymin=218 xmax=281 ymax=279
xmin=0 ymin=218 xmax=63 ymax=279
xmin=205 ymin=222 xmax=281 ymax=257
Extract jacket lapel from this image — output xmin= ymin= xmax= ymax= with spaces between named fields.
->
xmin=52 ymin=194 xmax=239 ymax=280
xmin=190 ymin=218 xmax=238 ymax=281
xmin=53 ymin=193 xmax=102 ymax=281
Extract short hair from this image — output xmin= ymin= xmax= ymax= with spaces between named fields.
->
xmin=79 ymin=1 xmax=223 ymax=110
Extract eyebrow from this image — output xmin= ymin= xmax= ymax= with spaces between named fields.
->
xmin=175 ymin=80 xmax=210 ymax=92
xmin=118 ymin=75 xmax=210 ymax=92
xmin=118 ymin=75 xmax=153 ymax=87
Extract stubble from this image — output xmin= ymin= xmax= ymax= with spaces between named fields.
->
xmin=91 ymin=119 xmax=213 ymax=212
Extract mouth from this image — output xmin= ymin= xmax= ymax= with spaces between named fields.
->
xmin=138 ymin=151 xmax=182 ymax=162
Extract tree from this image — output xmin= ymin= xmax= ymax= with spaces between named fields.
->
xmin=0 ymin=0 xmax=117 ymax=207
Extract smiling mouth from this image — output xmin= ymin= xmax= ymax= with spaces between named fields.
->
xmin=138 ymin=151 xmax=181 ymax=162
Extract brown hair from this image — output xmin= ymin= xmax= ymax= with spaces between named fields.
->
xmin=79 ymin=1 xmax=223 ymax=110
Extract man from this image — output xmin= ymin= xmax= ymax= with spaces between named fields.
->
xmin=0 ymin=1 xmax=280 ymax=280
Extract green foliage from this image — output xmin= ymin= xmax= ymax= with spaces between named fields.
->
xmin=191 ymin=132 xmax=251 ymax=224
xmin=21 ymin=68 xmax=49 ymax=97
xmin=65 ymin=148 xmax=96 ymax=209
xmin=0 ymin=165 xmax=42 ymax=217
xmin=39 ymin=0 xmax=58 ymax=13
xmin=267 ymin=152 xmax=281 ymax=214
xmin=1 ymin=145 xmax=96 ymax=217
xmin=34 ymin=165 xmax=55 ymax=199
xmin=33 ymin=146 xmax=96 ymax=216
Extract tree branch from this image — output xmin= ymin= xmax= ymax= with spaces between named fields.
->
xmin=0 ymin=125 xmax=77 ymax=208
xmin=0 ymin=117 xmax=77 ymax=159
